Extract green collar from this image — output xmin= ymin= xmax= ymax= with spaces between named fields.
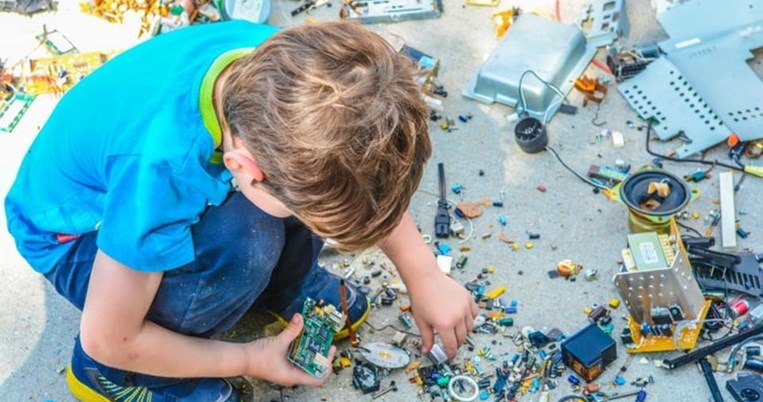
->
xmin=199 ymin=48 xmax=254 ymax=164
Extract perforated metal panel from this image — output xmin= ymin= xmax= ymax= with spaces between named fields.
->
xmin=618 ymin=58 xmax=731 ymax=158
xmin=615 ymin=245 xmax=705 ymax=325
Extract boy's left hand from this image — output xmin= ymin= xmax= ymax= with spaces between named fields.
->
xmin=408 ymin=273 xmax=478 ymax=360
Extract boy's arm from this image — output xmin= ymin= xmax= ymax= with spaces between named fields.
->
xmin=80 ymin=249 xmax=334 ymax=386
xmin=380 ymin=212 xmax=478 ymax=359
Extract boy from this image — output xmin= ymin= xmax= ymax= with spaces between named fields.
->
xmin=5 ymin=21 xmax=477 ymax=401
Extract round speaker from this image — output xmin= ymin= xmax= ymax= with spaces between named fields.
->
xmin=620 ymin=169 xmax=691 ymax=217
xmin=514 ymin=117 xmax=548 ymax=154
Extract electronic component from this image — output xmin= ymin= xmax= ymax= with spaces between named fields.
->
xmin=287 ymin=298 xmax=345 ymax=378
xmin=650 ymin=307 xmax=673 ymax=325
xmin=342 ymin=0 xmax=442 ymax=24
xmin=606 ymin=47 xmax=653 ymax=82
xmin=727 ymin=374 xmax=763 ymax=402
xmin=561 ymin=323 xmax=616 ymax=382
xmin=427 ymin=343 xmax=449 ymax=366
xmin=0 ymin=93 xmax=35 ymax=133
xmin=352 ymin=363 xmax=381 ymax=394
xmin=588 ymin=164 xmax=628 ymax=185
xmin=21 ymin=51 xmax=113 ymax=95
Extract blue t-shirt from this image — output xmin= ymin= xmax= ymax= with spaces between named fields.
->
xmin=5 ymin=21 xmax=278 ymax=274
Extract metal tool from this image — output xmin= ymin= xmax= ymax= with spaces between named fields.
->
xmin=372 ymin=381 xmax=398 ymax=399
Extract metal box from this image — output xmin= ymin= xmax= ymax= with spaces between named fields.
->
xmin=462 ymin=15 xmax=595 ymax=121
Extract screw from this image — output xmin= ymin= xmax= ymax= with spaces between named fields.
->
xmin=372 ymin=381 xmax=398 ymax=399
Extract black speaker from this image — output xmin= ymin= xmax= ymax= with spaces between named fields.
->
xmin=620 ymin=169 xmax=690 ymax=217
xmin=514 ymin=117 xmax=548 ymax=154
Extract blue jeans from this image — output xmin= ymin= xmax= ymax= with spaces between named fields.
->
xmin=44 ymin=191 xmax=323 ymax=385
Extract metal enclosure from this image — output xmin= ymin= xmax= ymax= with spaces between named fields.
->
xmin=462 ymin=15 xmax=596 ymax=122
xmin=614 ymin=228 xmax=705 ymax=325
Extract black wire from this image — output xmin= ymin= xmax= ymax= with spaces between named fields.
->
xmin=644 ymin=121 xmax=744 ymax=171
xmin=363 ymin=321 xmax=422 ymax=338
xmin=545 ymin=146 xmax=607 ymax=189
xmin=676 ymin=220 xmax=702 ymax=237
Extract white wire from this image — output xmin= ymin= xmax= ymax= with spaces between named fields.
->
xmin=517 ymin=70 xmax=567 ymax=120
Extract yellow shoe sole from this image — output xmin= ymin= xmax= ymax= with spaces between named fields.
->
xmin=269 ymin=297 xmax=371 ymax=341
xmin=66 ymin=364 xmax=110 ymax=402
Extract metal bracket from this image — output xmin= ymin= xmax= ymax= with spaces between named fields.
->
xmin=578 ymin=0 xmax=630 ymax=48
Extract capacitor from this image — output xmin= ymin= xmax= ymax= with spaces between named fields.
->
xmin=731 ymin=299 xmax=750 ymax=317
xmin=744 ymin=358 xmax=763 ymax=372
xmin=635 ymin=389 xmax=647 ymax=402
xmin=456 ymin=255 xmax=468 ymax=269
xmin=567 ymin=375 xmax=580 ymax=386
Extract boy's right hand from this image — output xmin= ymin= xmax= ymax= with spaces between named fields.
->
xmin=245 ymin=314 xmax=336 ymax=387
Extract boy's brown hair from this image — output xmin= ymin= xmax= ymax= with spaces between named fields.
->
xmin=223 ymin=21 xmax=432 ymax=251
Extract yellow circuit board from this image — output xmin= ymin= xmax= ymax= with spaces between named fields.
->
xmin=625 ymin=299 xmax=712 ymax=353
xmin=21 ymin=51 xmax=114 ymax=95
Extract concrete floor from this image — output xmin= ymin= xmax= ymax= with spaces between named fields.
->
xmin=1 ymin=0 xmax=762 ymax=401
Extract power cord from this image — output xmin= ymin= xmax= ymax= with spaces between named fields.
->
xmin=644 ymin=121 xmax=763 ymax=177
xmin=516 ymin=70 xmax=567 ymax=125
xmin=545 ymin=146 xmax=608 ymax=190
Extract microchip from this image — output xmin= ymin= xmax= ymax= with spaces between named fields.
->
xmin=288 ymin=298 xmax=346 ymax=378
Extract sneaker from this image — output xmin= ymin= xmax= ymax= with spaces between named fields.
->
xmin=269 ymin=266 xmax=370 ymax=341
xmin=67 ymin=337 xmax=241 ymax=402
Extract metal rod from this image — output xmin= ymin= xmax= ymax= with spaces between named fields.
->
xmin=663 ymin=325 xmax=763 ymax=370
xmin=699 ymin=358 xmax=725 ymax=402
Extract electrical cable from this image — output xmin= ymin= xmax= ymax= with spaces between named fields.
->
xmin=546 ymin=145 xmax=608 ymax=189
xmin=448 ymin=375 xmax=479 ymax=402
xmin=676 ymin=220 xmax=703 ymax=237
xmin=644 ymin=121 xmax=744 ymax=172
xmin=419 ymin=189 xmax=475 ymax=243
xmin=516 ymin=70 xmax=567 ymax=123
xmin=363 ymin=321 xmax=422 ymax=338
xmin=727 ymin=335 xmax=763 ymax=368
xmin=591 ymin=102 xmax=607 ymax=127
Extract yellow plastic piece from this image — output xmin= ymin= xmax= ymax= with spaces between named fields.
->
xmin=583 ymin=307 xmax=593 ymax=314
xmin=339 ymin=357 xmax=352 ymax=368
xmin=406 ymin=360 xmax=422 ymax=371
xmin=692 ymin=212 xmax=700 ymax=219
xmin=488 ymin=265 xmax=496 ymax=273
xmin=525 ymin=242 xmax=534 ymax=249
xmin=744 ymin=165 xmax=763 ymax=177
xmin=485 ymin=285 xmax=507 ymax=299
xmin=624 ymin=300 xmax=712 ymax=353
xmin=511 ymin=243 xmax=519 ymax=251
xmin=609 ymin=298 xmax=621 ymax=309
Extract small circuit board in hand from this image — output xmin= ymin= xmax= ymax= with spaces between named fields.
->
xmin=288 ymin=298 xmax=345 ymax=378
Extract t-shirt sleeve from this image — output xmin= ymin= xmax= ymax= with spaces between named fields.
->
xmin=97 ymin=154 xmax=210 ymax=272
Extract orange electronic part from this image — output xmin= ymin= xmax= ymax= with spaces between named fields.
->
xmin=727 ymin=133 xmax=741 ymax=148
xmin=574 ymin=75 xmax=608 ymax=106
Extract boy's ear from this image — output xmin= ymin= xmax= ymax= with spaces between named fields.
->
xmin=223 ymin=150 xmax=266 ymax=182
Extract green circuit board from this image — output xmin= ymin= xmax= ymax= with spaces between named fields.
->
xmin=288 ymin=298 xmax=345 ymax=378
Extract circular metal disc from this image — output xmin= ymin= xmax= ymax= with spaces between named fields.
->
xmin=361 ymin=343 xmax=410 ymax=369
